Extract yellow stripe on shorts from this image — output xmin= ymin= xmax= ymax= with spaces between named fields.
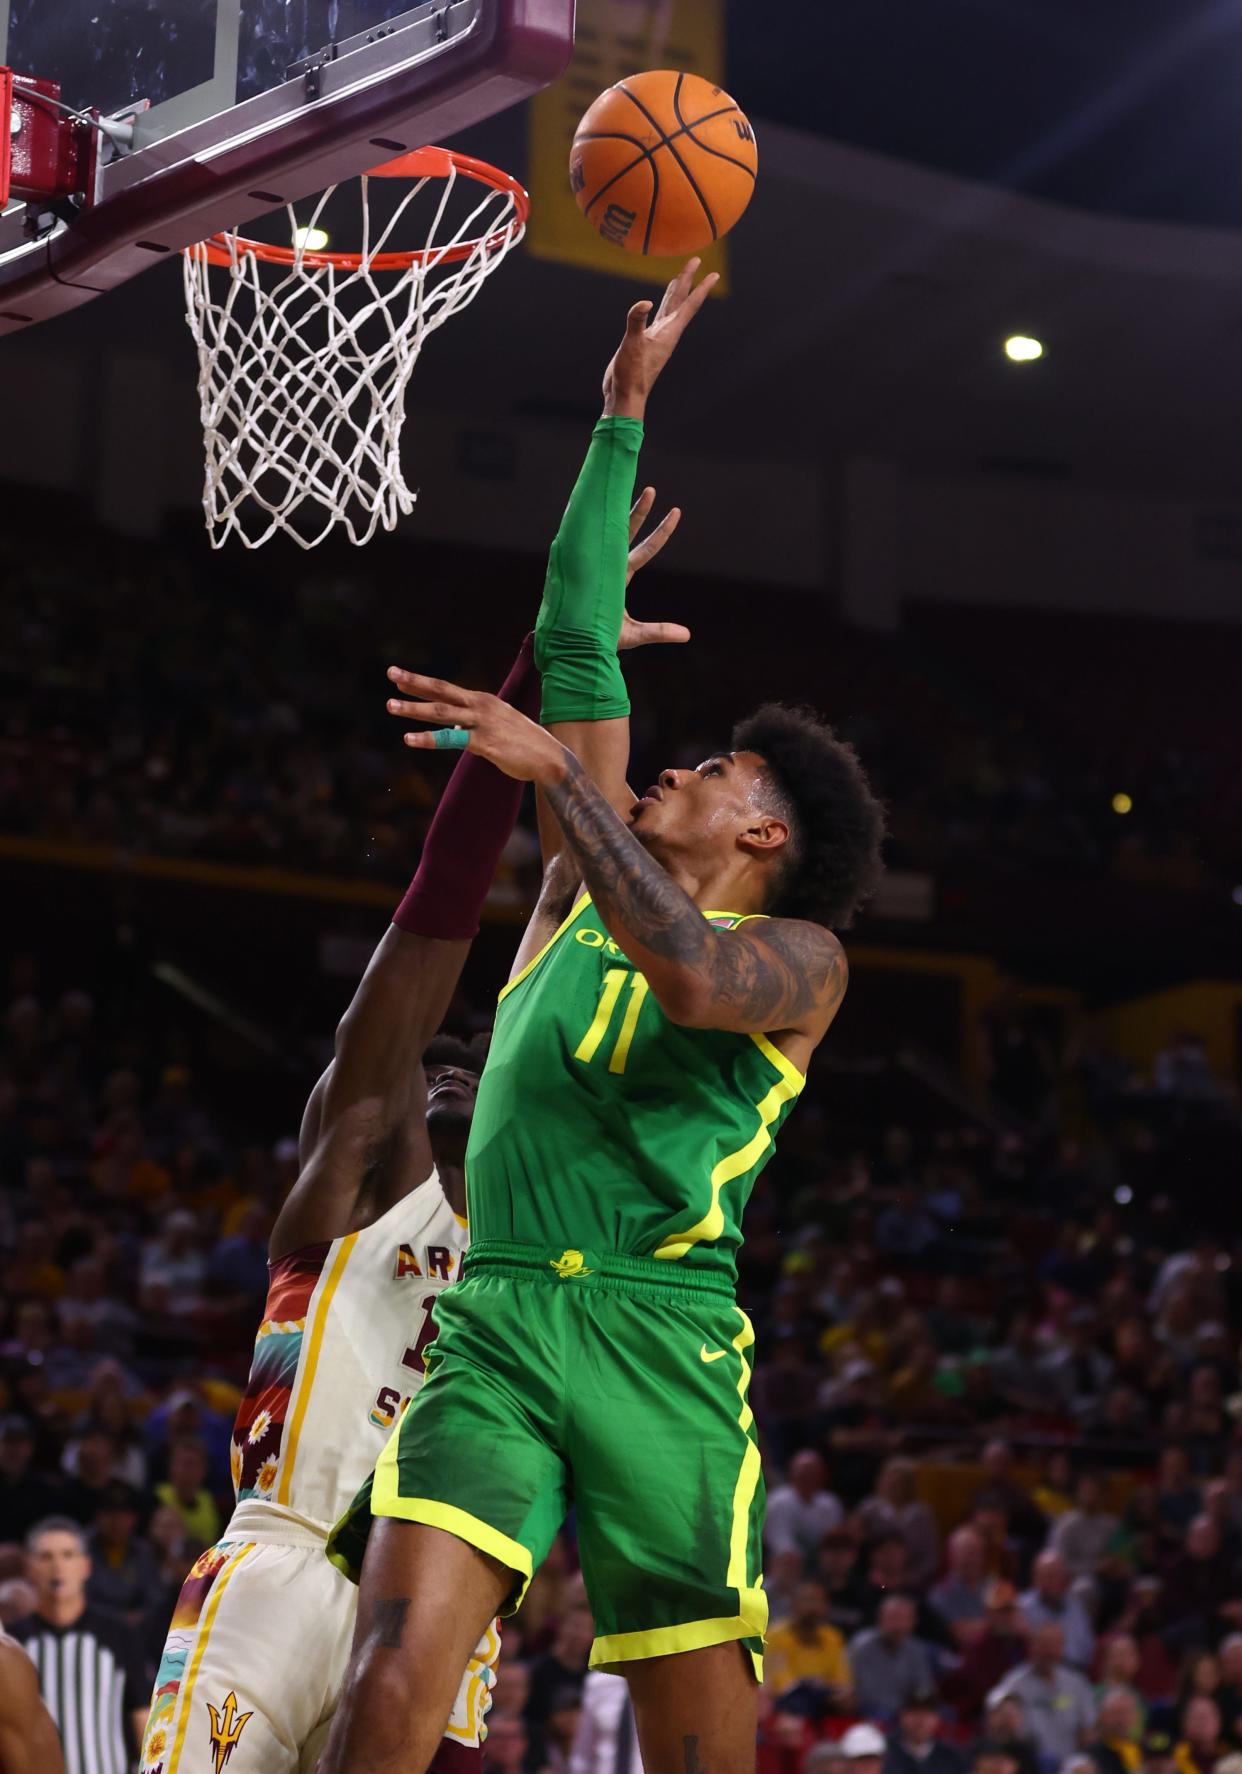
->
xmin=166 ymin=1543 xmax=256 ymax=1774
xmin=726 ymin=1309 xmax=766 ymax=1627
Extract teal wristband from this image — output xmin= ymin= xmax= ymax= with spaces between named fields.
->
xmin=428 ymin=728 xmax=470 ymax=751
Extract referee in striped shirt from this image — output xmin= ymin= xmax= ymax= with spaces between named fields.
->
xmin=9 ymin=1518 xmax=147 ymax=1774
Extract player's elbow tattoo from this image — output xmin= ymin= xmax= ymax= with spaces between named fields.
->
xmin=706 ymin=920 xmax=847 ymax=1027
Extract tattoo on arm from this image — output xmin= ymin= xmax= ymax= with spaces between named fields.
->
xmin=371 ymin=1597 xmax=411 ymax=1649
xmin=707 ymin=913 xmax=848 ymax=1030
xmin=544 ymin=753 xmax=846 ymax=1030
xmin=545 ymin=751 xmax=705 ymax=957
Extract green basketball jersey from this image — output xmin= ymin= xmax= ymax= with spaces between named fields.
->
xmin=466 ymin=894 xmax=805 ymax=1285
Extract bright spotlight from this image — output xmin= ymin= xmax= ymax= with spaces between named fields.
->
xmin=1004 ymin=334 xmax=1045 ymax=363
xmin=293 ymin=225 xmax=330 ymax=252
xmin=1114 ymin=1185 xmax=1133 ymax=1205
xmin=1232 ymin=886 xmax=1242 ymax=907
xmin=1111 ymin=793 xmax=1133 ymax=816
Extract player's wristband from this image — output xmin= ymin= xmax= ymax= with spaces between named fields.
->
xmin=427 ymin=727 xmax=471 ymax=750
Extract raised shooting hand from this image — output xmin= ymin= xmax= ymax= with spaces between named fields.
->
xmin=603 ymin=256 xmax=719 ymax=421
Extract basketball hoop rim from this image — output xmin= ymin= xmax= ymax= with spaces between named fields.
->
xmin=193 ymin=145 xmax=528 ymax=271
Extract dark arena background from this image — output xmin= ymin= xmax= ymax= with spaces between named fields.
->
xmin=3 ymin=2 xmax=1242 ymax=1772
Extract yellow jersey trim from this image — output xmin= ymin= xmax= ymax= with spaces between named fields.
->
xmin=498 ymin=891 xmax=592 ymax=1004
xmin=164 ymin=1543 xmax=256 ymax=1774
xmin=277 ymin=1231 xmax=358 ymax=1506
xmin=451 ymin=1210 xmax=469 ymax=1230
xmin=589 ymin=1608 xmax=766 ymax=1679
xmin=590 ymin=1310 xmax=767 ymax=1677
xmin=324 ymin=1542 xmax=357 ymax=1583
xmin=726 ymin=1309 xmax=767 ymax=1644
xmin=653 ymin=1066 xmax=802 ymax=1261
xmin=750 ymin=1031 xmax=806 ymax=1091
xmin=372 ymin=1424 xmax=533 ymax=1611
xmin=370 ymin=1495 xmax=532 ymax=1615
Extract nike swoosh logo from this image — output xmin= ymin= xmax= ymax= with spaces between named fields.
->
xmin=700 ymin=1345 xmax=728 ymax=1363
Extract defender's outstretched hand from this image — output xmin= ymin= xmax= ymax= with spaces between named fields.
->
xmin=622 ymin=484 xmax=690 ymax=651
xmin=388 ymin=671 xmax=565 ymax=785
xmin=603 ymin=257 xmax=719 ymax=420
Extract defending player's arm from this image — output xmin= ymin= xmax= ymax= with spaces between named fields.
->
xmin=273 ymin=638 xmax=539 ymax=1257
xmin=390 ymin=420 xmax=692 ymax=982
xmin=386 ymin=691 xmax=847 ymax=1042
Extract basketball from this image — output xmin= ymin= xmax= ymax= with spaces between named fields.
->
xmin=570 ymin=69 xmax=758 ymax=257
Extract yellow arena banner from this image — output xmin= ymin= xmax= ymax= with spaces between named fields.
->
xmin=527 ymin=0 xmax=731 ymax=288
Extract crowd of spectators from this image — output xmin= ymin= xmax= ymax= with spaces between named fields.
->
xmin=3 ymin=225 xmax=1240 ymax=1774
xmin=2 ymin=512 xmax=1238 ymax=899
xmin=729 ymin=1012 xmax=1242 ymax=1774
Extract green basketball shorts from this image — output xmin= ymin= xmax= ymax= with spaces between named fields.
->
xmin=327 ymin=1240 xmax=767 ymax=1676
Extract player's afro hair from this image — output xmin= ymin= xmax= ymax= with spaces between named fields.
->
xmin=731 ymin=703 xmax=886 ymax=931
xmin=423 ymin=1032 xmax=488 ymax=1078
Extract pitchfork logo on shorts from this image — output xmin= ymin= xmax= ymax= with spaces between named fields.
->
xmin=206 ymin=1692 xmax=253 ymax=1773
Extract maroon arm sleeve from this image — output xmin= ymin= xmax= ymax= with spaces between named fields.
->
xmin=392 ymin=634 xmax=538 ymax=940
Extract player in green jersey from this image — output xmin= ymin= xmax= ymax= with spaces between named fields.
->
xmin=321 ymin=265 xmax=886 ymax=1774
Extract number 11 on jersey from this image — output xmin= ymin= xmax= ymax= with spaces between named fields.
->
xmin=574 ymin=968 xmax=649 ymax=1075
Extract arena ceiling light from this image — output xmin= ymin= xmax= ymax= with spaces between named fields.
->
xmin=1004 ymin=334 xmax=1045 ymax=362
xmin=292 ymin=226 xmax=331 ymax=253
xmin=1111 ymin=792 xmax=1133 ymax=815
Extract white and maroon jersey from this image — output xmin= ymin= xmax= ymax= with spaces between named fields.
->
xmin=226 ymin=1170 xmax=467 ymax=1535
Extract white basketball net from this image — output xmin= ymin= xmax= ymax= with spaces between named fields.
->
xmin=183 ymin=159 xmax=523 ymax=549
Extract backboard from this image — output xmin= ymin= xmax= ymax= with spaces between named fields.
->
xmin=0 ymin=0 xmax=574 ymax=333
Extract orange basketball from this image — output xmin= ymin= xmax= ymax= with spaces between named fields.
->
xmin=570 ymin=70 xmax=758 ymax=257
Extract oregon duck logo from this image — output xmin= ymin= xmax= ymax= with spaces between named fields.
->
xmin=206 ymin=1692 xmax=253 ymax=1773
xmin=549 ymin=1249 xmax=592 ymax=1279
